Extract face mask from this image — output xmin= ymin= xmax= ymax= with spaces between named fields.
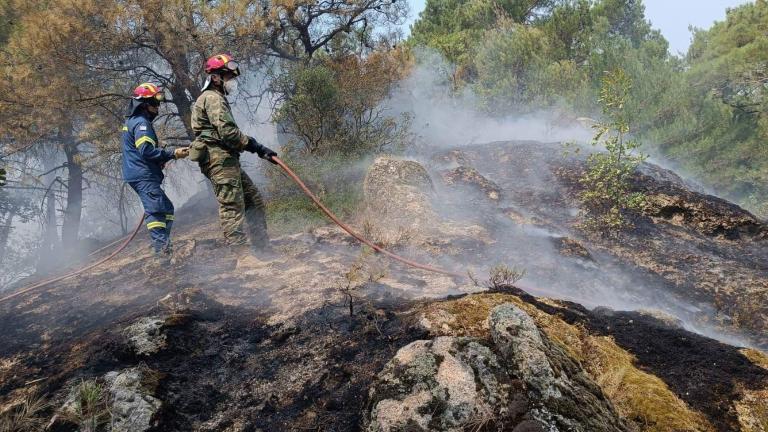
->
xmin=224 ymin=78 xmax=238 ymax=95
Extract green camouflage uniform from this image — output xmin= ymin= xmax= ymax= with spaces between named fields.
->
xmin=190 ymin=88 xmax=268 ymax=247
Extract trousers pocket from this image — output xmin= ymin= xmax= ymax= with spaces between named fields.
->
xmin=188 ymin=140 xmax=208 ymax=163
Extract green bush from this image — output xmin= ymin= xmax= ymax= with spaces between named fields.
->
xmin=266 ymin=152 xmax=365 ymax=235
xmin=579 ymin=69 xmax=646 ymax=234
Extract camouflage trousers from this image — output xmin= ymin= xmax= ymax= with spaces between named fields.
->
xmin=201 ymin=155 xmax=268 ymax=248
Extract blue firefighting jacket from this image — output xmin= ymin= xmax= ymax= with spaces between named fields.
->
xmin=121 ymin=113 xmax=175 ymax=183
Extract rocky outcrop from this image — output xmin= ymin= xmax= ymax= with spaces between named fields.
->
xmin=365 ymin=303 xmax=628 ymax=431
xmin=104 ymin=367 xmax=163 ymax=432
xmin=124 ymin=317 xmax=166 ymax=355
xmin=365 ymin=337 xmax=527 ymax=431
xmin=641 ymin=191 xmax=765 ymax=239
xmin=362 ymin=156 xmax=491 ymax=251
xmin=490 ymin=304 xmax=628 ymax=431
xmin=440 ymin=166 xmax=502 ymax=202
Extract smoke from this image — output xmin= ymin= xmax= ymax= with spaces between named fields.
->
xmin=374 ymin=48 xmax=758 ymax=349
xmin=384 ymin=49 xmax=594 ymax=149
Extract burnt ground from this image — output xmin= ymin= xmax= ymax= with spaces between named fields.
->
xmin=2 ymin=140 xmax=768 ymax=431
xmin=496 ymin=286 xmax=768 ymax=431
xmin=430 ymin=141 xmax=768 ymax=348
xmin=6 ymin=288 xmax=425 ymax=432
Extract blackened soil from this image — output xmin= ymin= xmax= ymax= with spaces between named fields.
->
xmin=500 ymin=286 xmax=768 ymax=432
xmin=10 ymin=293 xmax=425 ymax=432
xmin=155 ymin=302 xmax=425 ymax=431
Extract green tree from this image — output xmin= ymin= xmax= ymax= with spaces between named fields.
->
xmin=579 ymin=69 xmax=646 ymax=233
xmin=643 ymin=0 xmax=768 ymax=214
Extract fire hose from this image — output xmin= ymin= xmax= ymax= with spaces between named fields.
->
xmin=272 ymin=156 xmax=466 ymax=279
xmin=0 ymin=215 xmax=146 ymax=304
xmin=0 ymin=157 xmax=472 ymax=305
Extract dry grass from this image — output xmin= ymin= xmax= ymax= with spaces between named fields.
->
xmin=581 ymin=336 xmax=714 ymax=432
xmin=735 ymin=349 xmax=768 ymax=432
xmin=0 ymin=392 xmax=48 ymax=432
xmin=422 ymin=293 xmax=715 ymax=432
xmin=741 ymin=348 xmax=768 ymax=370
xmin=734 ymin=388 xmax=768 ymax=432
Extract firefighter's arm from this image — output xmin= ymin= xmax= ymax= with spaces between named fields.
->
xmin=207 ymin=94 xmax=249 ymax=152
xmin=134 ymin=123 xmax=176 ymax=162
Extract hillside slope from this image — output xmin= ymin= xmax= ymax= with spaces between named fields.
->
xmin=1 ymin=141 xmax=766 ymax=431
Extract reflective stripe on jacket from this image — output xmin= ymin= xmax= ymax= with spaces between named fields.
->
xmin=121 ymin=114 xmax=175 ymax=183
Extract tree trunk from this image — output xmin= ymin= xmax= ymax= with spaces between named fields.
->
xmin=37 ymin=186 xmax=59 ymax=273
xmin=118 ymin=183 xmax=128 ymax=236
xmin=0 ymin=210 xmax=15 ymax=266
xmin=61 ymin=129 xmax=83 ymax=247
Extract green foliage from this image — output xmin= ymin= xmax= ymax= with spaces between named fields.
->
xmin=410 ymin=0 xmax=672 ymax=117
xmin=579 ymin=69 xmax=646 ymax=233
xmin=266 ymin=152 xmax=364 ymax=235
xmin=273 ymin=52 xmax=411 ymax=157
xmin=59 ymin=379 xmax=111 ymax=432
xmin=644 ymin=0 xmax=768 ymax=213
xmin=474 ymin=20 xmax=589 ymax=113
xmin=268 ymin=50 xmax=411 ymax=235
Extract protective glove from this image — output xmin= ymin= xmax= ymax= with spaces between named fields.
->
xmin=174 ymin=147 xmax=190 ymax=159
xmin=246 ymin=137 xmax=278 ymax=164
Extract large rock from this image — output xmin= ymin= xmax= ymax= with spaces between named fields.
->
xmin=363 ymin=157 xmax=438 ymax=243
xmin=490 ymin=304 xmax=629 ymax=431
xmin=123 ymin=317 xmax=166 ymax=355
xmin=366 ymin=303 xmax=630 ymax=431
xmin=362 ymin=156 xmax=491 ymax=250
xmin=364 ymin=336 xmax=540 ymax=431
xmin=104 ymin=367 xmax=163 ymax=432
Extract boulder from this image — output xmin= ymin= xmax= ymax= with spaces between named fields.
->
xmin=365 ymin=336 xmax=540 ymax=431
xmin=123 ymin=317 xmax=166 ymax=356
xmin=489 ymin=304 xmax=629 ymax=431
xmin=363 ymin=157 xmax=438 ymax=242
xmin=362 ymin=156 xmax=491 ymax=250
xmin=441 ymin=166 xmax=502 ymax=202
xmin=104 ymin=367 xmax=163 ymax=432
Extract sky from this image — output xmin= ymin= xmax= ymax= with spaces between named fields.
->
xmin=403 ymin=0 xmax=752 ymax=55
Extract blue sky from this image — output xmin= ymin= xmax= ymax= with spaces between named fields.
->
xmin=403 ymin=0 xmax=752 ymax=55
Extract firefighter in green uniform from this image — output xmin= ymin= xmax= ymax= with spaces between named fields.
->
xmin=189 ymin=53 xmax=278 ymax=255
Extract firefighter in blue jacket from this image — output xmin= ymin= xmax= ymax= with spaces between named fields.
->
xmin=122 ymin=83 xmax=188 ymax=260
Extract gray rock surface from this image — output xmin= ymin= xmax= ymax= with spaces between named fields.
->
xmin=362 ymin=156 xmax=491 ymax=250
xmin=365 ymin=336 xmax=540 ymax=432
xmin=104 ymin=367 xmax=162 ymax=432
xmin=123 ymin=317 xmax=166 ymax=355
xmin=490 ymin=304 xmax=629 ymax=431
xmin=365 ymin=304 xmax=630 ymax=431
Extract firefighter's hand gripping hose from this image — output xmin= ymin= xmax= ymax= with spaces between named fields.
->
xmin=0 ymin=216 xmax=146 ymax=304
xmin=271 ymin=156 xmax=467 ymax=279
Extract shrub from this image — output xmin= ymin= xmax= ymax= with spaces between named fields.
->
xmin=579 ymin=69 xmax=646 ymax=234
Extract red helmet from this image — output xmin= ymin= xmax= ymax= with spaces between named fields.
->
xmin=205 ymin=53 xmax=241 ymax=76
xmin=132 ymin=83 xmax=164 ymax=102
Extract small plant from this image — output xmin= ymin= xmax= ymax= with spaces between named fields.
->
xmin=59 ymin=379 xmax=111 ymax=432
xmin=337 ymin=247 xmax=387 ymax=320
xmin=0 ymin=393 xmax=48 ymax=432
xmin=579 ymin=68 xmax=647 ymax=234
xmin=470 ymin=264 xmax=526 ymax=290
